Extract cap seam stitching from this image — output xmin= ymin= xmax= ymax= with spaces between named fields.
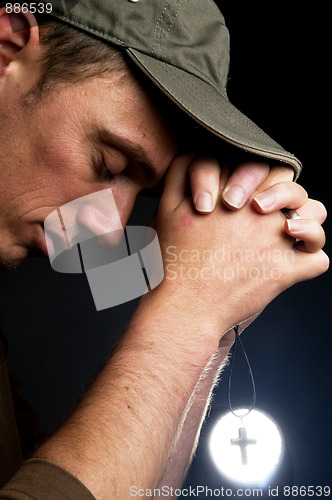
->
xmin=152 ymin=4 xmax=168 ymax=55
xmin=152 ymin=0 xmax=183 ymax=60
xmin=162 ymin=0 xmax=182 ymax=61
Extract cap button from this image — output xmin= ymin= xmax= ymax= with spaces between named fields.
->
xmin=128 ymin=0 xmax=140 ymax=2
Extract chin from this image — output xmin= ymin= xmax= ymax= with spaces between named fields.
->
xmin=0 ymin=245 xmax=29 ymax=270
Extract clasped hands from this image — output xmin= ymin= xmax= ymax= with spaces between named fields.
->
xmin=153 ymin=154 xmax=329 ymax=337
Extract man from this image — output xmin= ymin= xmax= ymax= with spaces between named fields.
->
xmin=0 ymin=1 xmax=328 ymax=499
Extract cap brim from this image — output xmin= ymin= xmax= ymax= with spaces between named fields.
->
xmin=127 ymin=48 xmax=301 ymax=178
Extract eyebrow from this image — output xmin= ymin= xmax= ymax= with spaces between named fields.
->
xmin=99 ymin=130 xmax=160 ymax=185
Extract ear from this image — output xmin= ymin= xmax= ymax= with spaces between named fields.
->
xmin=0 ymin=8 xmax=40 ymax=73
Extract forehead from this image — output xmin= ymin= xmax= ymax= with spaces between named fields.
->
xmin=85 ymin=66 xmax=182 ymax=176
xmin=35 ymin=62 xmax=180 ymax=178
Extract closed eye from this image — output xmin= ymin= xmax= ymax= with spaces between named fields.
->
xmin=95 ymin=157 xmax=114 ymax=182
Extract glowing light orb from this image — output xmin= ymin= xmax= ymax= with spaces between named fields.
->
xmin=209 ymin=408 xmax=284 ymax=486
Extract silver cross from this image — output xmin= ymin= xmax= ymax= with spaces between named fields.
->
xmin=231 ymin=427 xmax=257 ymax=465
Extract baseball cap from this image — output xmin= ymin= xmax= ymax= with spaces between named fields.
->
xmin=45 ymin=0 xmax=302 ymax=177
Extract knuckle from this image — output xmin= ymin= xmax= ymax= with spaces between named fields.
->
xmin=190 ymin=169 xmax=221 ymax=194
xmin=280 ymin=181 xmax=294 ymax=198
xmin=303 ymin=221 xmax=325 ymax=250
xmin=189 ymin=157 xmax=220 ymax=178
xmin=236 ymin=162 xmax=269 ymax=182
xmin=274 ymin=181 xmax=307 ymax=203
xmin=287 ymin=181 xmax=306 ymax=199
xmin=269 ymin=165 xmax=294 ymax=182
xmin=311 ymin=250 xmax=329 ymax=276
xmin=312 ymin=199 xmax=328 ymax=222
xmin=316 ymin=251 xmax=330 ymax=275
xmin=296 ymin=183 xmax=308 ymax=199
xmin=297 ymin=199 xmax=327 ymax=223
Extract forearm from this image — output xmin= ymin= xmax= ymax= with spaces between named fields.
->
xmin=33 ymin=292 xmax=224 ymax=499
xmin=156 ymin=330 xmax=235 ymax=492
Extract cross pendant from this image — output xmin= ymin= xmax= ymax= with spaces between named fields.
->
xmin=231 ymin=427 xmax=257 ymax=465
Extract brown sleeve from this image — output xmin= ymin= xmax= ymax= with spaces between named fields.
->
xmin=0 ymin=459 xmax=96 ymax=500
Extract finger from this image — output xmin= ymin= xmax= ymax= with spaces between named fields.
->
xmin=285 ymin=219 xmax=326 ymax=253
xmin=253 ymin=182 xmax=308 ymax=213
xmin=296 ymin=199 xmax=327 ymax=224
xmin=222 ymin=162 xmax=270 ymax=209
xmin=289 ymin=249 xmax=329 ymax=284
xmin=254 ymin=165 xmax=294 ymax=192
xmin=161 ymin=153 xmax=195 ymax=210
xmin=189 ymin=157 xmax=221 ymax=213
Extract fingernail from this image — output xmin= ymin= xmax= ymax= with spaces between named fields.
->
xmin=195 ymin=192 xmax=213 ymax=212
xmin=286 ymin=219 xmax=303 ymax=232
xmin=253 ymin=192 xmax=275 ymax=211
xmin=223 ymin=185 xmax=246 ymax=208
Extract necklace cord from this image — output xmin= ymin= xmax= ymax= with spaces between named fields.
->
xmin=227 ymin=324 xmax=256 ymax=417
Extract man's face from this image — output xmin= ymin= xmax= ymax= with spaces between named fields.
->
xmin=0 ymin=65 xmax=179 ymax=269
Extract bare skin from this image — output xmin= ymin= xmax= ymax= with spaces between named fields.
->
xmin=0 ymin=8 xmax=329 ymax=499
xmin=0 ymin=10 xmax=326 ymax=268
xmin=33 ymin=160 xmax=328 ymax=499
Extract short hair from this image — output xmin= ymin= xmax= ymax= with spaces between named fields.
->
xmin=23 ymin=15 xmax=198 ymax=149
xmin=25 ymin=16 xmax=235 ymax=160
xmin=26 ymin=15 xmax=127 ymax=100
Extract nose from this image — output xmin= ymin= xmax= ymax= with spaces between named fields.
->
xmin=76 ymin=197 xmax=123 ymax=248
xmin=43 ymin=185 xmax=164 ymax=311
xmin=44 ymin=185 xmax=140 ymax=261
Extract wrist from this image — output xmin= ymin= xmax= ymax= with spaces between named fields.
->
xmin=134 ymin=284 xmax=225 ymax=362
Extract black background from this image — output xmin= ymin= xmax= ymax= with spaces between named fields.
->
xmin=0 ymin=2 xmax=330 ymax=497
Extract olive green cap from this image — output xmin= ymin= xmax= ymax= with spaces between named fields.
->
xmin=48 ymin=0 xmax=301 ymax=176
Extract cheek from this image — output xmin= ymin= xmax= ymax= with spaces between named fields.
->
xmin=33 ymin=142 xmax=98 ymax=204
xmin=36 ymin=143 xmax=85 ymax=180
xmin=31 ymin=127 xmax=141 ymax=224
